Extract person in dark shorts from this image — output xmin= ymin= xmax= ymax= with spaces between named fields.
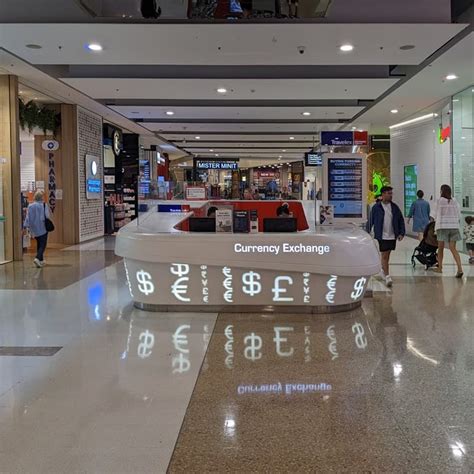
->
xmin=368 ymin=186 xmax=406 ymax=287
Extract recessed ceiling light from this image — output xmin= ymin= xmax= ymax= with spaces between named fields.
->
xmin=340 ymin=44 xmax=354 ymax=52
xmin=289 ymin=137 xmax=295 ymax=140
xmin=351 ymin=126 xmax=356 ymax=130
xmin=209 ymin=149 xmax=214 ymax=152
xmin=217 ymin=88 xmax=227 ymax=94
xmin=195 ymin=136 xmax=201 ymax=139
xmin=278 ymin=157 xmax=282 ymax=160
xmin=391 ymin=109 xmax=398 ymax=114
xmin=446 ymin=74 xmax=458 ymax=80
xmin=86 ymin=43 xmax=103 ymax=52
xmin=215 ymin=154 xmax=219 ymax=157
xmin=166 ymin=111 xmax=174 ymax=116
xmin=282 ymin=149 xmax=286 ymax=152
xmin=302 ymin=112 xmax=311 ymax=116
xmin=25 ymin=44 xmax=42 ymax=49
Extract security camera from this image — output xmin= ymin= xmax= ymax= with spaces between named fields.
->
xmin=297 ymin=46 xmax=306 ymax=55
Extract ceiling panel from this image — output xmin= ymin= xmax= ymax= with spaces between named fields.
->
xmin=62 ymin=77 xmax=399 ymax=100
xmin=161 ymin=133 xmax=326 ymax=141
xmin=0 ymin=23 xmax=466 ymax=65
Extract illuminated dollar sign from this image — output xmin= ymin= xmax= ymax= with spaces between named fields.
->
xmin=352 ymin=322 xmax=368 ymax=349
xmin=244 ymin=333 xmax=263 ymax=361
xmin=351 ymin=277 xmax=367 ymax=300
xmin=137 ymin=330 xmax=155 ymax=359
xmin=242 ymin=271 xmax=262 ymax=296
xmin=136 ymin=270 xmax=154 ymax=296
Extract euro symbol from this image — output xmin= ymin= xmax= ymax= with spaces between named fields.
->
xmin=351 ymin=277 xmax=367 ymax=300
xmin=137 ymin=330 xmax=155 ymax=359
xmin=136 ymin=270 xmax=154 ymax=296
xmin=173 ymin=324 xmax=190 ymax=353
xmin=242 ymin=271 xmax=262 ymax=296
xmin=326 ymin=325 xmax=338 ymax=360
xmin=352 ymin=322 xmax=368 ymax=349
xmin=325 ymin=275 xmax=337 ymax=304
xmin=171 ymin=277 xmax=190 ymax=302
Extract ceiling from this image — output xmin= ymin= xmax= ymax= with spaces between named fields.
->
xmin=0 ymin=18 xmax=471 ymax=164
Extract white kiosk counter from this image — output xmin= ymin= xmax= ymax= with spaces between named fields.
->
xmin=115 ymin=201 xmax=381 ymax=313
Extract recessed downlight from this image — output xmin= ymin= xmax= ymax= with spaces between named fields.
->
xmin=217 ymin=88 xmax=227 ymax=94
xmin=446 ymin=74 xmax=458 ymax=80
xmin=195 ymin=136 xmax=201 ymax=139
xmin=166 ymin=111 xmax=175 ymax=116
xmin=340 ymin=44 xmax=354 ymax=52
xmin=215 ymin=154 xmax=219 ymax=157
xmin=209 ymin=149 xmax=214 ymax=152
xmin=302 ymin=112 xmax=311 ymax=116
xmin=391 ymin=109 xmax=399 ymax=114
xmin=86 ymin=43 xmax=103 ymax=52
xmin=289 ymin=136 xmax=295 ymax=140
xmin=282 ymin=149 xmax=286 ymax=152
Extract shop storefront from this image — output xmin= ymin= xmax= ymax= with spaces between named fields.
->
xmin=193 ymin=158 xmax=240 ymax=198
xmin=452 ymin=86 xmax=473 ymax=219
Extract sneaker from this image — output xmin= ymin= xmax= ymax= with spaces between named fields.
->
xmin=39 ymin=260 xmax=46 ymax=267
xmin=33 ymin=258 xmax=41 ymax=268
xmin=378 ymin=270 xmax=386 ymax=280
xmin=385 ymin=275 xmax=393 ymax=287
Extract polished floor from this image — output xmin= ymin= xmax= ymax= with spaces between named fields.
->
xmin=0 ymin=237 xmax=473 ymax=473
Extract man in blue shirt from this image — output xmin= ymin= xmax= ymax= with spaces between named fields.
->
xmin=368 ymin=186 xmax=405 ymax=287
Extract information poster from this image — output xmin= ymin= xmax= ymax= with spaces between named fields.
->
xmin=327 ymin=158 xmax=363 ymax=218
xmin=404 ymin=165 xmax=418 ymax=217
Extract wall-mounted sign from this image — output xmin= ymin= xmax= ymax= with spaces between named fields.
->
xmin=185 ymin=186 xmax=207 ymax=200
xmin=113 ymin=130 xmax=122 ymax=156
xmin=438 ymin=125 xmax=451 ymax=144
xmin=41 ymin=140 xmax=59 ymax=151
xmin=195 ymin=160 xmax=239 ymax=170
xmin=404 ymin=164 xmax=418 ymax=217
xmin=85 ymin=154 xmax=101 ymax=199
xmin=353 ymin=131 xmax=368 ymax=146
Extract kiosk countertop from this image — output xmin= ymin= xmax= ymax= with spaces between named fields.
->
xmin=115 ymin=200 xmax=381 ymax=312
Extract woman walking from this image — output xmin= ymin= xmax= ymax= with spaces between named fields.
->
xmin=24 ymin=191 xmax=52 ymax=268
xmin=407 ymin=190 xmax=430 ymax=241
xmin=433 ymin=184 xmax=463 ymax=278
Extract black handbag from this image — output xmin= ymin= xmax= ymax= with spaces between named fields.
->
xmin=43 ymin=203 xmax=55 ymax=232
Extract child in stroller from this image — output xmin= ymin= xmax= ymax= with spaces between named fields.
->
xmin=412 ymin=221 xmax=438 ymax=269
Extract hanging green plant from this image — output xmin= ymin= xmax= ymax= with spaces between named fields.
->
xmin=18 ymin=98 xmax=60 ymax=136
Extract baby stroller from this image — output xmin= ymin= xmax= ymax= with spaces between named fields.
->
xmin=412 ymin=221 xmax=438 ymax=269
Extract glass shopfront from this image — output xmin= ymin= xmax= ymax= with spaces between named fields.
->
xmin=452 ymin=87 xmax=474 ymax=218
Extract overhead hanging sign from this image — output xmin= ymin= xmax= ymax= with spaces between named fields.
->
xmin=195 ymin=160 xmax=239 ymax=170
xmin=321 ymin=131 xmax=368 ymax=146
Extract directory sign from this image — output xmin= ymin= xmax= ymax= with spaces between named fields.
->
xmin=322 ymin=154 xmax=367 ymax=222
xmin=404 ymin=165 xmax=418 ymax=217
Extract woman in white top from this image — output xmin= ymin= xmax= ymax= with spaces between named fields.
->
xmin=433 ymin=184 xmax=463 ymax=278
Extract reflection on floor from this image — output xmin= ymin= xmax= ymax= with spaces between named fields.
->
xmin=0 ymin=236 xmax=472 ymax=472
xmin=170 ymin=278 xmax=473 ymax=472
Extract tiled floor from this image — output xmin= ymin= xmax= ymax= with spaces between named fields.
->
xmin=0 ymin=236 xmax=472 ymax=473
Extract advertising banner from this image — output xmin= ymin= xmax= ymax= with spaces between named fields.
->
xmin=404 ymin=165 xmax=418 ymax=217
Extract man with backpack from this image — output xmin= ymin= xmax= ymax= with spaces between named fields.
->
xmin=368 ymin=186 xmax=405 ymax=287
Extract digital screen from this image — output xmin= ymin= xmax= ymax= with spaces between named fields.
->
xmin=305 ymin=152 xmax=323 ymax=166
xmin=87 ymin=179 xmax=101 ymax=194
xmin=327 ymin=158 xmax=363 ymax=218
xmin=158 ymin=204 xmax=183 ymax=213
xmin=404 ymin=165 xmax=418 ymax=217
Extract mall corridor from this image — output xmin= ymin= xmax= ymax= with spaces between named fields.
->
xmin=0 ymin=238 xmax=473 ymax=472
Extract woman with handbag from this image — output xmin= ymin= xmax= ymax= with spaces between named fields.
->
xmin=24 ymin=190 xmax=54 ymax=268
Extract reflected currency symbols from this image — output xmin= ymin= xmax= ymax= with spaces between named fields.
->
xmin=242 ymin=271 xmax=262 ymax=296
xmin=244 ymin=333 xmax=263 ymax=361
xmin=136 ymin=270 xmax=154 ymax=296
xmin=350 ymin=277 xmax=367 ymax=300
xmin=173 ymin=324 xmax=190 ymax=353
xmin=352 ymin=322 xmax=368 ymax=349
xmin=138 ymin=330 xmax=155 ymax=359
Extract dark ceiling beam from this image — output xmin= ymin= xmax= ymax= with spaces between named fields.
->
xmin=136 ymin=118 xmax=347 ymax=124
xmin=105 ymin=99 xmax=370 ymax=107
xmin=157 ymin=130 xmax=332 ymax=135
xmin=52 ymin=64 xmax=399 ymax=79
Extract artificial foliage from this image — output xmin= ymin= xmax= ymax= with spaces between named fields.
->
xmin=19 ymin=98 xmax=60 ymax=135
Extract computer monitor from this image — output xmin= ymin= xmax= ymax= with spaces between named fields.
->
xmin=188 ymin=217 xmax=216 ymax=232
xmin=263 ymin=218 xmax=297 ymax=232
